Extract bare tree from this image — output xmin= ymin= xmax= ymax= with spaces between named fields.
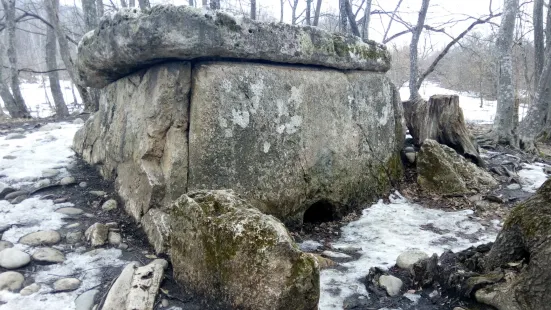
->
xmin=1 ymin=0 xmax=31 ymax=118
xmin=250 ymin=0 xmax=256 ymax=20
xmin=97 ymin=0 xmax=104 ymax=18
xmin=306 ymin=0 xmax=311 ymax=26
xmin=201 ymin=0 xmax=207 ymax=8
xmin=338 ymin=0 xmax=347 ymax=33
xmin=408 ymin=0 xmax=430 ymax=101
xmin=82 ymin=0 xmax=98 ymax=29
xmin=344 ymin=0 xmax=360 ymax=37
xmin=138 ymin=0 xmax=150 ymax=10
xmin=533 ymin=0 xmax=544 ymax=86
xmin=490 ymin=0 xmax=520 ymax=147
xmin=289 ymin=0 xmax=299 ymax=25
xmin=313 ymin=0 xmax=322 ymax=26
xmin=361 ymin=0 xmax=372 ymax=40
xmin=129 ymin=0 xmax=135 ymax=7
xmin=280 ymin=0 xmax=284 ymax=22
xmin=44 ymin=0 xmax=68 ymax=117
xmin=210 ymin=0 xmax=220 ymax=10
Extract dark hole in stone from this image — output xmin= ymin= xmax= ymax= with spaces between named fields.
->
xmin=303 ymin=200 xmax=335 ymax=223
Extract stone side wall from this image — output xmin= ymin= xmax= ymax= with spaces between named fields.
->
xmin=74 ymin=60 xmax=404 ymax=228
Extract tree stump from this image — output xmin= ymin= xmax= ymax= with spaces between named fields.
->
xmin=403 ymin=94 xmax=484 ymax=166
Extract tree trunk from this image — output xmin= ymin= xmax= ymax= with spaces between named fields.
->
xmin=250 ymin=0 xmax=256 ymax=20
xmin=201 ymin=0 xmax=207 ymax=8
xmin=46 ymin=0 xmax=94 ymax=112
xmin=138 ymin=0 xmax=150 ymax=10
xmin=129 ymin=0 xmax=135 ymax=7
xmin=1 ymin=0 xmax=31 ymax=118
xmin=344 ymin=0 xmax=360 ymax=37
xmin=534 ymin=0 xmax=544 ymax=87
xmin=491 ymin=0 xmax=519 ymax=147
xmin=291 ymin=0 xmax=298 ymax=25
xmin=45 ymin=8 xmax=69 ymax=118
xmin=306 ymin=0 xmax=311 ymax=26
xmin=279 ymin=0 xmax=284 ymax=22
xmin=97 ymin=0 xmax=104 ymax=19
xmin=210 ymin=0 xmax=220 ymax=10
xmin=361 ymin=0 xmax=372 ymax=40
xmin=313 ymin=0 xmax=322 ymax=26
xmin=82 ymin=0 xmax=98 ymax=29
xmin=408 ymin=0 xmax=430 ymax=101
xmin=403 ymin=94 xmax=484 ymax=166
xmin=120 ymin=0 xmax=127 ymax=7
xmin=338 ymin=0 xmax=347 ymax=33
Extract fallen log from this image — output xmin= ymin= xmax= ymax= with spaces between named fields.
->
xmin=403 ymin=94 xmax=484 ymax=166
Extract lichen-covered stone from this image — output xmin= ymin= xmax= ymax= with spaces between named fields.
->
xmin=417 ymin=139 xmax=497 ymax=195
xmin=170 ymin=190 xmax=319 ymax=310
xmin=77 ymin=5 xmax=390 ymax=88
xmin=74 ymin=61 xmax=403 ymax=223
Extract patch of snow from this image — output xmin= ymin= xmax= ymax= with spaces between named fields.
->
xmin=319 ymin=192 xmax=498 ymax=310
xmin=518 ymin=163 xmax=550 ymax=193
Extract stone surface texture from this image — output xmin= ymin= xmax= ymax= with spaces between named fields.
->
xmin=170 ymin=190 xmax=319 ymax=310
xmin=77 ymin=5 xmax=390 ymax=88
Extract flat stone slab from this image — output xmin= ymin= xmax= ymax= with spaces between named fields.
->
xmin=77 ymin=5 xmax=390 ymax=88
xmin=55 ymin=207 xmax=84 ymax=215
xmin=19 ymin=230 xmax=61 ymax=246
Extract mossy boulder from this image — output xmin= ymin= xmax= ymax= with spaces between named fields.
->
xmin=77 ymin=4 xmax=390 ymax=88
xmin=170 ymin=190 xmax=319 ymax=310
xmin=417 ymin=139 xmax=497 ymax=195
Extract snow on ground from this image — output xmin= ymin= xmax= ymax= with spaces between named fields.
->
xmin=0 ymin=80 xmax=82 ymax=118
xmin=0 ymin=122 xmax=126 ymax=309
xmin=399 ymin=83 xmax=528 ymax=124
xmin=318 ymin=192 xmax=500 ymax=310
xmin=518 ymin=162 xmax=550 ymax=193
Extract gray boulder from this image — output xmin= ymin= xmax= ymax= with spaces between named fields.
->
xmin=19 ymin=230 xmax=61 ymax=246
xmin=0 ymin=271 xmax=24 ymax=291
xmin=417 ymin=139 xmax=497 ymax=195
xmin=0 ymin=248 xmax=31 ymax=269
xmin=77 ymin=5 xmax=390 ymax=88
xmin=170 ymin=190 xmax=319 ymax=310
xmin=379 ymin=275 xmax=403 ymax=296
xmin=85 ymin=223 xmax=109 ymax=247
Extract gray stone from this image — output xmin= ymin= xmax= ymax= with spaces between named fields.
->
xmin=85 ymin=223 xmax=109 ymax=247
xmin=0 ymin=183 xmax=16 ymax=199
xmin=507 ymin=183 xmax=522 ymax=190
xmin=39 ymin=123 xmax=62 ymax=131
xmin=417 ymin=140 xmax=497 ymax=195
xmin=101 ymin=199 xmax=117 ymax=211
xmin=0 ymin=248 xmax=31 ymax=269
xmin=75 ymin=289 xmax=99 ymax=310
xmin=20 ymin=283 xmax=40 ymax=296
xmin=3 ymin=155 xmax=16 ymax=160
xmin=53 ymin=277 xmax=81 ymax=292
xmin=126 ymin=259 xmax=167 ymax=310
xmin=35 ymin=178 xmax=52 ymax=188
xmin=0 ymin=271 xmax=24 ymax=291
xmin=141 ymin=209 xmax=171 ymax=254
xmin=65 ymin=223 xmax=80 ymax=228
xmin=42 ymin=168 xmax=59 ymax=178
xmin=0 ymin=241 xmax=13 ymax=252
xmin=170 ymin=190 xmax=319 ymax=310
xmin=108 ymin=232 xmax=122 ymax=246
xmin=66 ymin=230 xmax=84 ymax=244
xmin=405 ymin=152 xmax=416 ymax=163
xmin=55 ymin=207 xmax=84 ymax=215
xmin=60 ymin=176 xmax=77 ymax=186
xmin=79 ymin=182 xmax=88 ymax=188
xmin=73 ymin=61 xmax=404 ymax=223
xmin=19 ymin=230 xmax=61 ymax=246
xmin=5 ymin=133 xmax=25 ymax=140
xmin=396 ymin=250 xmax=429 ymax=272
xmin=77 ymin=5 xmax=390 ymax=88
xmin=10 ymin=195 xmax=27 ymax=204
xmin=32 ymin=247 xmax=65 ymax=263
xmin=89 ymin=191 xmax=106 ymax=197
xmin=379 ymin=275 xmax=403 ymax=296
xmin=4 ymin=190 xmax=28 ymax=200
xmin=102 ymin=262 xmax=141 ymax=310
xmin=73 ymin=118 xmax=85 ymax=125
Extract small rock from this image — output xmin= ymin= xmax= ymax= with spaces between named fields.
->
xmin=75 ymin=289 xmax=99 ymax=310
xmin=2 ymin=155 xmax=16 ymax=160
xmin=19 ymin=230 xmax=61 ymax=246
xmin=0 ymin=184 xmax=16 ymax=199
xmin=85 ymin=223 xmax=109 ymax=247
xmin=54 ymin=277 xmax=81 ymax=292
xmin=118 ymin=243 xmax=128 ymax=250
xmin=42 ymin=169 xmax=59 ymax=178
xmin=11 ymin=195 xmax=27 ymax=204
xmin=20 ymin=283 xmax=41 ymax=296
xmin=405 ymin=152 xmax=416 ymax=163
xmin=65 ymin=223 xmax=80 ymax=229
xmin=0 ymin=241 xmax=13 ymax=252
xmin=0 ymin=248 xmax=31 ymax=269
xmin=101 ymin=199 xmax=117 ymax=211
xmin=321 ymin=250 xmax=351 ymax=259
xmin=54 ymin=197 xmax=69 ymax=203
xmin=32 ymin=247 xmax=65 ymax=264
xmin=108 ymin=232 xmax=122 ymax=246
xmin=12 ymin=128 xmax=24 ymax=133
xmin=55 ymin=207 xmax=84 ymax=215
xmin=73 ymin=118 xmax=84 ymax=124
xmin=379 ymin=275 xmax=403 ymax=296
xmin=161 ymin=299 xmax=169 ymax=307
xmin=5 ymin=133 xmax=26 ymax=140
xmin=89 ymin=191 xmax=106 ymax=197
xmin=507 ymin=183 xmax=521 ymax=190
xmin=60 ymin=176 xmax=77 ymax=186
xmin=4 ymin=190 xmax=28 ymax=200
xmin=396 ymin=250 xmax=429 ymax=272
xmin=39 ymin=123 xmax=62 ymax=131
xmin=145 ymin=254 xmax=157 ymax=259
xmin=66 ymin=231 xmax=84 ymax=244
xmin=0 ymin=271 xmax=24 ymax=291
xmin=79 ymin=182 xmax=88 ymax=188
xmin=105 ymin=222 xmax=118 ymax=228
xmin=35 ymin=178 xmax=52 ymax=188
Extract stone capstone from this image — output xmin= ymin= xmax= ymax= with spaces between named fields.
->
xmin=170 ymin=190 xmax=319 ymax=310
xmin=77 ymin=5 xmax=390 ymax=88
xmin=417 ymin=139 xmax=497 ymax=195
xmin=74 ymin=61 xmax=404 ymax=224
